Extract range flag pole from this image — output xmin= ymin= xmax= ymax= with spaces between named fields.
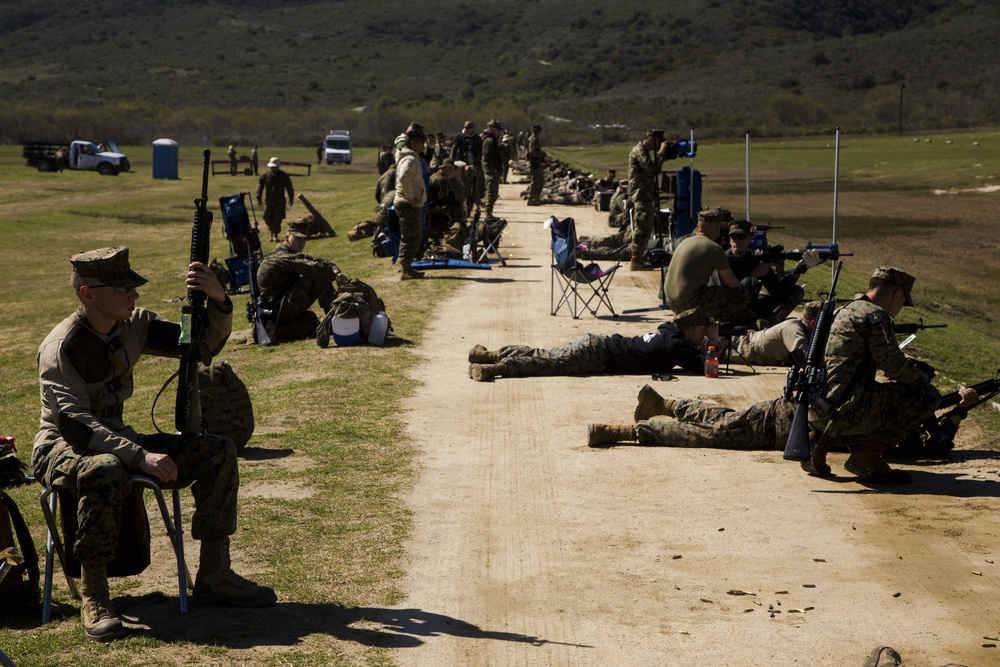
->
xmin=745 ymin=129 xmax=751 ymax=222
xmin=832 ymin=126 xmax=841 ymax=283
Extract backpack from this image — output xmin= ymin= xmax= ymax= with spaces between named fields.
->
xmin=0 ymin=442 xmax=39 ymax=614
xmin=199 ymin=360 xmax=255 ymax=451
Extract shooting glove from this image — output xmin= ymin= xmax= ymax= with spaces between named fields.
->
xmin=795 ymin=248 xmax=823 ymax=273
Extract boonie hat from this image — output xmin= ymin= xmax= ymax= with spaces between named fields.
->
xmin=872 ymin=266 xmax=915 ymax=306
xmin=267 ymin=157 xmax=281 ymax=168
xmin=71 ymin=246 xmax=148 ymax=289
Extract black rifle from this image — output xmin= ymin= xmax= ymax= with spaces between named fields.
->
xmin=917 ymin=371 xmax=1000 ymax=452
xmin=782 ymin=261 xmax=842 ymax=460
xmin=736 ymin=243 xmax=851 ymax=266
xmin=751 ymin=224 xmax=786 ymax=232
xmin=245 ymin=238 xmax=273 ymax=346
xmin=175 ymin=149 xmax=213 ymax=436
xmin=893 ymin=318 xmax=948 ymax=335
xmin=718 ymin=323 xmax=751 ymax=338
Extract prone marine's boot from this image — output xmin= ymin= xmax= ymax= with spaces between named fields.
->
xmin=80 ymin=563 xmax=128 ymax=642
xmin=844 ymin=444 xmax=911 ymax=484
xmin=634 ymin=384 xmax=677 ymax=422
xmin=469 ymin=363 xmax=507 ymax=382
xmin=194 ymin=538 xmax=277 ymax=607
xmin=587 ymin=423 xmax=638 ymax=447
xmin=468 ymin=344 xmax=500 ymax=364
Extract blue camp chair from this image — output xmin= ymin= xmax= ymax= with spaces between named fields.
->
xmin=550 ymin=216 xmax=619 ymax=318
xmin=218 ymin=193 xmax=264 ymax=293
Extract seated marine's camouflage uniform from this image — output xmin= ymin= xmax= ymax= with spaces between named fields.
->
xmin=256 ymin=219 xmax=343 ymax=341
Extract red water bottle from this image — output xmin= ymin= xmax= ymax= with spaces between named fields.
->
xmin=704 ymin=345 xmax=719 ymax=378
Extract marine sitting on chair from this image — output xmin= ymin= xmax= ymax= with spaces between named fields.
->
xmin=32 ymin=247 xmax=276 ymax=644
xmin=257 ymin=218 xmax=349 ymax=342
xmin=468 ymin=310 xmax=719 ymax=382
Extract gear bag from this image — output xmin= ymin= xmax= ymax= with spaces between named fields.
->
xmin=317 ymin=279 xmax=392 ymax=348
xmin=0 ymin=441 xmax=38 ymax=614
xmin=199 ymin=360 xmax=255 ymax=451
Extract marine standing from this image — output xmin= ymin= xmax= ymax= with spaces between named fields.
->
xmin=256 ymin=157 xmax=295 ymax=243
xmin=526 ymin=124 xmax=546 ymax=206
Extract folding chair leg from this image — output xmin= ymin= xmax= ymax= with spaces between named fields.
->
xmin=40 ymin=487 xmax=78 ymax=624
xmin=129 ymin=476 xmax=191 ymax=614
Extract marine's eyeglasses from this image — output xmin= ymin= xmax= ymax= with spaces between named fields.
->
xmin=89 ymin=284 xmax=135 ymax=294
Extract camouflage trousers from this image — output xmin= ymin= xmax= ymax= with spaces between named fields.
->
xmin=636 ymin=397 xmax=795 ymax=449
xmin=276 ymin=272 xmax=338 ymax=320
xmin=32 ymin=432 xmax=239 ymax=566
xmin=483 ymin=171 xmax=501 ymax=213
xmin=263 ymin=201 xmax=287 ymax=237
xmin=630 ymin=198 xmax=657 ymax=260
xmin=529 ymin=167 xmax=545 ymax=201
xmin=498 ymin=334 xmax=608 ymax=377
xmin=395 ymin=202 xmax=423 ymax=268
xmin=669 ymin=284 xmax=761 ymax=325
xmin=815 ymin=380 xmax=940 ymax=451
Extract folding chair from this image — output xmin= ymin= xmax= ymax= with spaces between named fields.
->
xmin=39 ymin=475 xmax=192 ymax=623
xmin=550 ymin=216 xmax=620 ymax=319
xmin=473 ymin=217 xmax=507 ymax=266
xmin=218 ymin=193 xmax=265 ymax=294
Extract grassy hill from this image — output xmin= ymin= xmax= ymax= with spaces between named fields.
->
xmin=0 ymin=0 xmax=997 ymax=146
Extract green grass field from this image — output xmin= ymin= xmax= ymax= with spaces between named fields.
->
xmin=1 ymin=131 xmax=998 ymax=665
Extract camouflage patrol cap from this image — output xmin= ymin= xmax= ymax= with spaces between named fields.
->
xmin=698 ymin=207 xmax=734 ymax=225
xmin=728 ymin=220 xmax=753 ymax=236
xmin=487 ymin=118 xmax=503 ymax=130
xmin=801 ymin=300 xmax=821 ymax=321
xmin=70 ymin=246 xmax=148 ymax=289
xmin=440 ymin=157 xmax=456 ymax=168
xmin=672 ymin=307 xmax=711 ymax=329
xmin=287 ymin=218 xmax=311 ymax=239
xmin=872 ymin=266 xmax=915 ymax=306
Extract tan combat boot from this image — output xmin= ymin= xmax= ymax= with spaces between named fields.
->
xmin=634 ymin=384 xmax=677 ymax=422
xmin=469 ymin=363 xmax=506 ymax=382
xmin=194 ymin=538 xmax=277 ymax=607
xmin=468 ymin=344 xmax=499 ymax=364
xmin=400 ymin=266 xmax=425 ymax=281
xmin=80 ymin=563 xmax=127 ymax=642
xmin=587 ymin=423 xmax=638 ymax=447
xmin=844 ymin=445 xmax=911 ymax=484
xmin=800 ymin=430 xmax=832 ymax=478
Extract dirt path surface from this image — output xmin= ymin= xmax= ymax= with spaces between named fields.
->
xmin=373 ymin=184 xmax=1000 ymax=667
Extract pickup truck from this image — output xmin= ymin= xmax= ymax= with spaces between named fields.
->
xmin=22 ymin=140 xmax=131 ymax=175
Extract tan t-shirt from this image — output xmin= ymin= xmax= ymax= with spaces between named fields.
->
xmin=734 ymin=317 xmax=808 ymax=366
xmin=663 ymin=235 xmax=731 ymax=309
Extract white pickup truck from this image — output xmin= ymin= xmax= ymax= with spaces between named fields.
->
xmin=23 ymin=140 xmax=131 ymax=175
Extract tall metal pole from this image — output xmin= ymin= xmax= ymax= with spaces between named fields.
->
xmin=898 ymin=84 xmax=905 ymax=137
xmin=689 ymin=127 xmax=695 ymax=224
xmin=832 ymin=126 xmax=841 ymax=284
xmin=745 ymin=129 xmax=751 ymax=222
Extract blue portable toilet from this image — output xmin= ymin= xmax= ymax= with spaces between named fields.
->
xmin=151 ymin=138 xmax=179 ymax=179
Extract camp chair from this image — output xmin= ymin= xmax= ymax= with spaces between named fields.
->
xmin=218 ymin=193 xmax=264 ymax=294
xmin=550 ymin=215 xmax=619 ymax=318
xmin=39 ymin=475 xmax=191 ymax=623
xmin=473 ymin=216 xmax=507 ymax=266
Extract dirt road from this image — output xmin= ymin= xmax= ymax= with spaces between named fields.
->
xmin=374 ymin=184 xmax=1000 ymax=667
